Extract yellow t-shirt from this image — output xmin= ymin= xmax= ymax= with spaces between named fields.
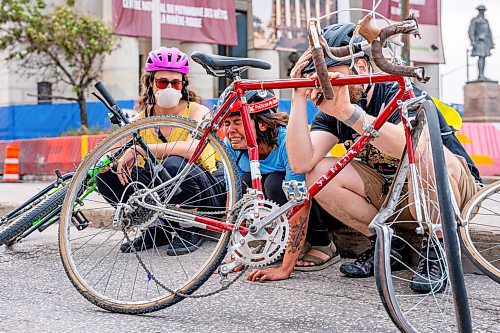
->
xmin=137 ymin=104 xmax=217 ymax=172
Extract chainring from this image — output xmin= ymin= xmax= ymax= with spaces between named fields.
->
xmin=229 ymin=199 xmax=289 ymax=268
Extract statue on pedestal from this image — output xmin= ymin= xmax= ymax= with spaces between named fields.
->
xmin=468 ymin=5 xmax=495 ymax=81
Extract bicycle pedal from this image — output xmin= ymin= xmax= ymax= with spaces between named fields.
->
xmin=72 ymin=211 xmax=90 ymax=231
xmin=219 ymin=260 xmax=243 ymax=277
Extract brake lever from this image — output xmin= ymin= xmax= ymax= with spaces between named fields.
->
xmin=315 ymin=93 xmax=325 ymax=107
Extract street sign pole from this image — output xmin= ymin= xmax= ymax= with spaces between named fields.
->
xmin=152 ymin=0 xmax=161 ymax=50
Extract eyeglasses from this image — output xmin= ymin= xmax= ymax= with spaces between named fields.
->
xmin=154 ymin=78 xmax=183 ymax=90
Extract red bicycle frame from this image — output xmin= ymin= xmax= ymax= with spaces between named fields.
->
xmin=186 ymin=73 xmax=415 ymax=234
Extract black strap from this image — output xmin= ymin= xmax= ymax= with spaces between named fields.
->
xmin=146 ymin=105 xmax=169 ymax=143
xmin=236 ymin=150 xmax=245 ymax=165
xmin=156 ymin=128 xmax=168 ymax=143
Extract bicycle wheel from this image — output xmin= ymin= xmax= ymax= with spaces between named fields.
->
xmin=460 ymin=180 xmax=500 ymax=283
xmin=59 ymin=115 xmax=242 ymax=314
xmin=371 ymin=100 xmax=471 ymax=332
xmin=0 ymin=185 xmax=68 ymax=246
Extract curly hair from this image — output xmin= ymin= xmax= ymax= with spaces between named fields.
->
xmin=252 ymin=110 xmax=289 ymax=148
xmin=135 ymin=71 xmax=202 ymax=114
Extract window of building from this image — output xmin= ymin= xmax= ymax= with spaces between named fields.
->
xmin=37 ymin=81 xmax=52 ymax=104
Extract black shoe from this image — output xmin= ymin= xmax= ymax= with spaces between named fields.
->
xmin=120 ymin=226 xmax=171 ymax=253
xmin=410 ymin=237 xmax=448 ymax=293
xmin=166 ymin=228 xmax=204 ymax=256
xmin=340 ymin=237 xmax=408 ymax=278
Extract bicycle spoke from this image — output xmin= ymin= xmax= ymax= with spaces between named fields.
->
xmin=59 ymin=116 xmax=240 ymax=313
xmin=373 ymin=105 xmax=469 ymax=332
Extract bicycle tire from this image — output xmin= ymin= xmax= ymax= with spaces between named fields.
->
xmin=372 ymin=100 xmax=472 ymax=332
xmin=0 ymin=185 xmax=68 ymax=246
xmin=459 ymin=180 xmax=500 ymax=283
xmin=59 ymin=115 xmax=242 ymax=314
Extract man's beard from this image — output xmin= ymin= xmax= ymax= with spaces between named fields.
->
xmin=348 ymin=84 xmax=364 ymax=103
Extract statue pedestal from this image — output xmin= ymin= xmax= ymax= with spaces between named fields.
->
xmin=463 ymin=81 xmax=500 ymax=122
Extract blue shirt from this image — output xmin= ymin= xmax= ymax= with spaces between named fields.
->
xmin=224 ymin=126 xmax=305 ymax=182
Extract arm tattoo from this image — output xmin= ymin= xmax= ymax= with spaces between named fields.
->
xmin=288 ymin=216 xmax=307 ymax=254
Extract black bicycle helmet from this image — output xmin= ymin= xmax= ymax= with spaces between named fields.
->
xmin=302 ymin=23 xmax=368 ymax=74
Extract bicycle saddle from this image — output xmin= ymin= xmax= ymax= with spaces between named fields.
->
xmin=191 ymin=51 xmax=271 ymax=76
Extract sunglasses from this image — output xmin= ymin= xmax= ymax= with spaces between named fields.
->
xmin=154 ymin=78 xmax=183 ymax=90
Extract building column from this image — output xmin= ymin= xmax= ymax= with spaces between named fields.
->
xmin=337 ymin=0 xmax=351 ymax=24
xmin=247 ymin=49 xmax=281 ymax=98
xmin=101 ymin=36 xmax=139 ymax=102
xmin=180 ymin=42 xmax=216 ymax=99
xmin=0 ymin=54 xmax=10 ymax=106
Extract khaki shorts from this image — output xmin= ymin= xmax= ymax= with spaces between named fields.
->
xmin=350 ymin=155 xmax=479 ymax=224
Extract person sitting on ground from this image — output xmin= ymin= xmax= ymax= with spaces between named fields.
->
xmin=96 ymin=46 xmax=225 ymax=255
xmin=223 ymin=89 xmax=304 ymax=205
xmin=224 ymin=89 xmax=340 ymax=272
xmin=248 ymin=23 xmax=482 ymax=292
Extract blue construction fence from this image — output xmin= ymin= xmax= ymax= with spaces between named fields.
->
xmin=0 ymin=99 xmax=321 ymax=140
xmin=0 ymin=100 xmax=136 ymax=140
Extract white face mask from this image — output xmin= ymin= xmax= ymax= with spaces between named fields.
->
xmin=155 ymin=87 xmax=182 ymax=109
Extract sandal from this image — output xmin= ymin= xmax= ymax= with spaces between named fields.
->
xmin=299 ymin=241 xmax=312 ymax=260
xmin=294 ymin=241 xmax=341 ymax=272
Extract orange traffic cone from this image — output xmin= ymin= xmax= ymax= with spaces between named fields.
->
xmin=3 ymin=143 xmax=20 ymax=182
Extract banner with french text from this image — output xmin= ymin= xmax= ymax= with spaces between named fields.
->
xmin=113 ymin=0 xmax=237 ymax=45
xmin=362 ymin=0 xmax=444 ymax=64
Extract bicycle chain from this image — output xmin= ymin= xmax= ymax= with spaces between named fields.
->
xmin=121 ymin=193 xmax=256 ymax=299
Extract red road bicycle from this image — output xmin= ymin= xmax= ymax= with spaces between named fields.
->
xmin=58 ymin=15 xmax=476 ymax=333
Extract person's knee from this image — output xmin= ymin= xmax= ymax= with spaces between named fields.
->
xmin=306 ymin=168 xmax=343 ymax=208
xmin=95 ymin=170 xmax=122 ymax=204
xmin=305 ymin=159 xmax=368 ymax=209
xmin=163 ymin=156 xmax=187 ymax=174
xmin=240 ymin=172 xmax=252 ymax=192
xmin=263 ymin=172 xmax=286 ymax=204
xmin=96 ymin=169 xmax=115 ymax=185
xmin=306 ymin=158 xmax=336 ymax=187
xmin=305 ymin=158 xmax=348 ymax=193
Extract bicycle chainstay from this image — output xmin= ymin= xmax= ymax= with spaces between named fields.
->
xmin=120 ymin=193 xmax=257 ymax=299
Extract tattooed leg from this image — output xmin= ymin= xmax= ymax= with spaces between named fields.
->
xmin=288 ymin=215 xmax=308 ymax=255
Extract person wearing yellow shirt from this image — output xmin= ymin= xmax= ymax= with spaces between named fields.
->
xmin=96 ymin=47 xmax=224 ymax=255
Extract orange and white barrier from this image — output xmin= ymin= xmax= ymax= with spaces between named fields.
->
xmin=2 ymin=143 xmax=20 ymax=182
xmin=457 ymin=122 xmax=500 ymax=176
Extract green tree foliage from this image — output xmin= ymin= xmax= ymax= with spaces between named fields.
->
xmin=0 ymin=0 xmax=114 ymax=129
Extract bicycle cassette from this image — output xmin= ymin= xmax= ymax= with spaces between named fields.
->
xmin=229 ymin=199 xmax=289 ymax=268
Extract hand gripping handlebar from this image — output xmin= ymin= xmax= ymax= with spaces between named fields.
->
xmin=308 ymin=15 xmax=430 ymax=101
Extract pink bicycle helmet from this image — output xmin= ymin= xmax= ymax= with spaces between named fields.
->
xmin=145 ymin=47 xmax=189 ymax=74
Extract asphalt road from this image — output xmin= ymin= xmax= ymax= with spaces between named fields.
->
xmin=0 ymin=182 xmax=499 ymax=333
